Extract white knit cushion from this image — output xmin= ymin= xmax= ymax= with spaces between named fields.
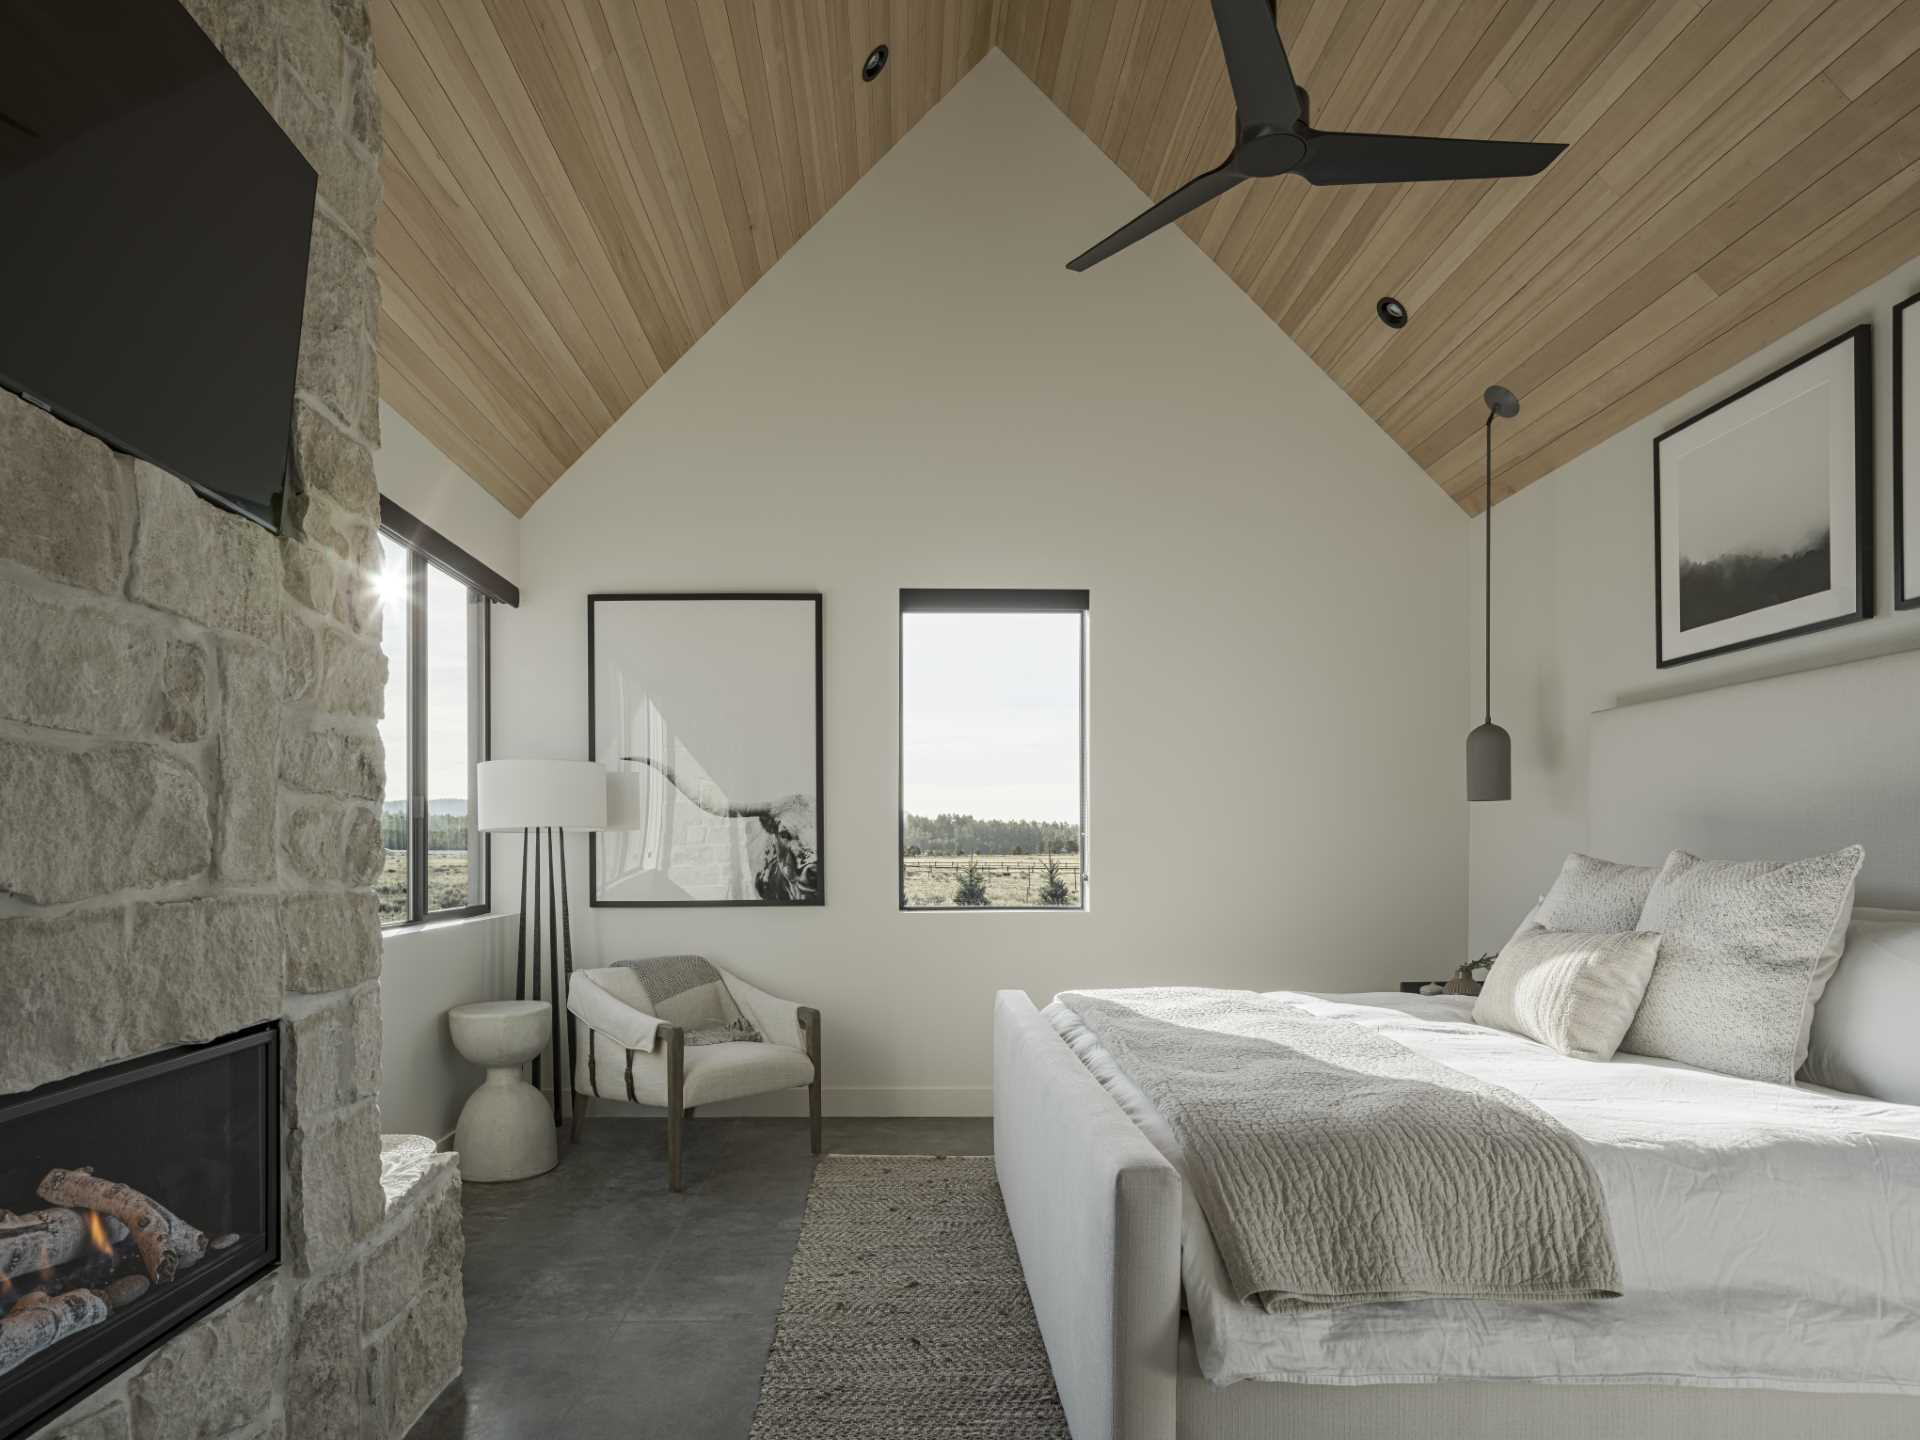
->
xmin=1475 ymin=929 xmax=1661 ymax=1061
xmin=1621 ymin=846 xmax=1863 ymax=1084
xmin=1504 ymin=854 xmax=1660 ymax=953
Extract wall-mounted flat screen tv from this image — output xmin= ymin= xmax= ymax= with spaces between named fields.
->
xmin=0 ymin=0 xmax=318 ymax=531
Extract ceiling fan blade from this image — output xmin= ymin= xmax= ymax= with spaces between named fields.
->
xmin=1209 ymin=0 xmax=1301 ymax=130
xmin=1066 ymin=164 xmax=1244 ymax=272
xmin=1299 ymin=130 xmax=1564 ymax=186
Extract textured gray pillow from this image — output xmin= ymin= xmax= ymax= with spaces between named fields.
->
xmin=1505 ymin=853 xmax=1660 ymax=951
xmin=1475 ymin=929 xmax=1662 ymax=1061
xmin=1620 ymin=846 xmax=1863 ymax=1084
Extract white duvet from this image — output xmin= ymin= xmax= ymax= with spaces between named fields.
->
xmin=1046 ymin=990 xmax=1920 ymax=1392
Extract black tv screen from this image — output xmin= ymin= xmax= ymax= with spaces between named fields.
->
xmin=0 ymin=0 xmax=317 ymax=530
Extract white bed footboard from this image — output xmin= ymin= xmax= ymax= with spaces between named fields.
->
xmin=994 ymin=990 xmax=1182 ymax=1440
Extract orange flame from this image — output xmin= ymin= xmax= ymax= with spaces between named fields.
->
xmin=86 ymin=1210 xmax=112 ymax=1256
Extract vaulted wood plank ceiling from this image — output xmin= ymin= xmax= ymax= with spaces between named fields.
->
xmin=372 ymin=1 xmax=1920 ymax=517
xmin=369 ymin=0 xmax=995 ymax=513
xmin=1000 ymin=0 xmax=1920 ymax=512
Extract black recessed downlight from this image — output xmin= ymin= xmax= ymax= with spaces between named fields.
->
xmin=1377 ymin=296 xmax=1409 ymax=329
xmin=863 ymin=44 xmax=889 ymax=81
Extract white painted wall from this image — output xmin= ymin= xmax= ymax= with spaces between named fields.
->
xmin=1467 ymin=255 xmax=1920 ymax=960
xmin=376 ymin=913 xmax=514 ymax=1140
xmin=373 ymin=401 xmax=523 ymax=1138
xmin=492 ymin=53 xmax=1467 ymax=1115
xmin=375 ymin=399 xmax=521 ymax=584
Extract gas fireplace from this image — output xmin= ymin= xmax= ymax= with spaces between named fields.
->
xmin=0 ymin=1026 xmax=278 ymax=1439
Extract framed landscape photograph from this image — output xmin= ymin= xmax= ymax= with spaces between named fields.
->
xmin=1654 ymin=325 xmax=1871 ymax=667
xmin=1897 ymin=290 xmax=1919 ymax=610
xmin=588 ymin=593 xmax=823 ymax=907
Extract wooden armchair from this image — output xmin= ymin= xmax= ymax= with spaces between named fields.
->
xmin=566 ymin=964 xmax=821 ymax=1191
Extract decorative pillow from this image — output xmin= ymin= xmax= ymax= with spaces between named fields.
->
xmin=1504 ymin=853 xmax=1660 ymax=951
xmin=1802 ymin=908 xmax=1920 ymax=1103
xmin=1474 ymin=929 xmax=1662 ymax=1061
xmin=1620 ymin=846 xmax=1863 ymax=1084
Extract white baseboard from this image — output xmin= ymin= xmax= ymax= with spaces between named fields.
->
xmin=575 ymin=1085 xmax=991 ymax=1119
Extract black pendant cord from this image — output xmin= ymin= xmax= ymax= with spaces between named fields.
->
xmin=546 ymin=826 xmax=562 ymax=1129
xmin=559 ymin=826 xmax=577 ymax=1129
xmin=514 ymin=827 xmax=529 ymax=1003
xmin=1484 ymin=410 xmax=1494 ymax=725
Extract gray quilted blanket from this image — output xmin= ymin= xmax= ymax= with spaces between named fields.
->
xmin=1057 ymin=987 xmax=1621 ymax=1312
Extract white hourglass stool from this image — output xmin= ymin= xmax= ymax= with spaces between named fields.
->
xmin=449 ymin=1000 xmax=558 ymax=1182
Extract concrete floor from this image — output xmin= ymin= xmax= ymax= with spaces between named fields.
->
xmin=405 ymin=1116 xmax=994 ymax=1440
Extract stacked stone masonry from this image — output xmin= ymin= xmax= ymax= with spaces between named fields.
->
xmin=0 ymin=2 xmax=462 ymax=1437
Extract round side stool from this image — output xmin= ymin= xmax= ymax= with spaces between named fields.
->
xmin=449 ymin=1000 xmax=558 ymax=1182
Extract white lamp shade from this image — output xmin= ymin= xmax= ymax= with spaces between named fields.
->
xmin=476 ymin=760 xmax=608 ymax=832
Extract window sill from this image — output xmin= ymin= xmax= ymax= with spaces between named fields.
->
xmin=899 ymin=906 xmax=1088 ymax=914
xmin=380 ymin=908 xmax=498 ymax=940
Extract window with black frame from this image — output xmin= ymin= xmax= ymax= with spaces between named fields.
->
xmin=375 ymin=499 xmax=516 ymax=927
xmin=899 ymin=589 xmax=1088 ymax=911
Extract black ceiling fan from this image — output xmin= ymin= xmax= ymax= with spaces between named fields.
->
xmin=1066 ymin=0 xmax=1566 ymax=272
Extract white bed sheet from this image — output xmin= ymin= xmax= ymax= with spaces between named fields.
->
xmin=1045 ymin=990 xmax=1920 ymax=1392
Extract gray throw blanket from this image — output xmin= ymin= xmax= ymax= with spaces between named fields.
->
xmin=1059 ymin=988 xmax=1621 ymax=1312
xmin=613 ymin=955 xmax=760 ymax=1047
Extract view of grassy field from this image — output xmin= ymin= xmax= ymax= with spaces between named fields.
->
xmin=903 ymin=854 xmax=1083 ymax=909
xmin=377 ymin=850 xmax=472 ymax=923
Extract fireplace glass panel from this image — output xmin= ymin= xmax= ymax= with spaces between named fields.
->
xmin=0 ymin=1026 xmax=278 ymax=1440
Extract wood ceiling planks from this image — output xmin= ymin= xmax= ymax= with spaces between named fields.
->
xmin=372 ymin=1 xmax=1920 ymax=516
xmin=370 ymin=0 xmax=995 ymax=513
xmin=999 ymin=0 xmax=1920 ymax=511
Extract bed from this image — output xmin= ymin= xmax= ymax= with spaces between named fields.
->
xmin=993 ymin=650 xmax=1920 ymax=1440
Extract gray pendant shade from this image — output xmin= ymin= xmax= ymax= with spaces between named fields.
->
xmin=1470 ymin=386 xmax=1518 ymax=803
xmin=1466 ymin=719 xmax=1511 ymax=802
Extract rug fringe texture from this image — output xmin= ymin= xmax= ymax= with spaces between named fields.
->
xmin=748 ymin=1154 xmax=1070 ymax=1439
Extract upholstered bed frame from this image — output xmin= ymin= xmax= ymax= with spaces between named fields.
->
xmin=994 ymin=648 xmax=1920 ymax=1440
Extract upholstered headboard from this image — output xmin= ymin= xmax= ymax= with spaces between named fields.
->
xmin=1588 ymin=648 xmax=1920 ymax=911
xmin=1588 ymin=649 xmax=1920 ymax=1103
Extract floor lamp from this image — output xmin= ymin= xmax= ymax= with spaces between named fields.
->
xmin=476 ymin=759 xmax=607 ymax=1129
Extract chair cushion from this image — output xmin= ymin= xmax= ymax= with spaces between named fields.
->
xmin=684 ymin=1041 xmax=814 ymax=1106
xmin=577 ymin=1030 xmax=812 ymax=1108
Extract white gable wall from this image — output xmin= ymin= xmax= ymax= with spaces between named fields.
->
xmin=492 ymin=52 xmax=1467 ymax=1114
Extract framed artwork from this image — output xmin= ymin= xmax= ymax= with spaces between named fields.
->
xmin=1897 ymin=290 xmax=1920 ymax=610
xmin=1654 ymin=325 xmax=1871 ymax=667
xmin=588 ymin=594 xmax=823 ymax=907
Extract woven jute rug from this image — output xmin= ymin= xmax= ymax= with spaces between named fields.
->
xmin=748 ymin=1154 xmax=1071 ymax=1439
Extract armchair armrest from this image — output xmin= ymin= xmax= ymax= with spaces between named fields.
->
xmin=569 ymin=968 xmax=664 ymax=1053
xmin=720 ymin=970 xmax=809 ymax=1051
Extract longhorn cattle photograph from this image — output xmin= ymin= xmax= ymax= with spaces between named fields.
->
xmin=588 ymin=594 xmax=823 ymax=906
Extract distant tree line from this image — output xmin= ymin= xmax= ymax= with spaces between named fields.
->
xmin=382 ymin=809 xmax=475 ymax=853
xmin=904 ymin=813 xmax=1079 ymax=856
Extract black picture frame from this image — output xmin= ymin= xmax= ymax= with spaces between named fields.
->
xmin=1653 ymin=325 xmax=1872 ymax=668
xmin=587 ymin=593 xmax=824 ymax=908
xmin=1897 ymin=289 xmax=1919 ymax=611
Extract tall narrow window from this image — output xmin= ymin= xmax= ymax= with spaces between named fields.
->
xmin=377 ymin=498 xmax=516 ymax=928
xmin=376 ymin=536 xmax=411 ymax=925
xmin=900 ymin=590 xmax=1088 ymax=910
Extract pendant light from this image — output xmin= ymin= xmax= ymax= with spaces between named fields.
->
xmin=1467 ymin=385 xmax=1518 ymax=802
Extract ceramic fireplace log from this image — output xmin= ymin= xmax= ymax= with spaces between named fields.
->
xmin=0 ymin=1208 xmax=131 ymax=1281
xmin=35 ymin=1170 xmax=208 ymax=1284
xmin=0 ymin=1287 xmax=110 ymax=1376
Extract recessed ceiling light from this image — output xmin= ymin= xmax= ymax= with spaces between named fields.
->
xmin=1377 ymin=296 xmax=1408 ymax=329
xmin=863 ymin=45 xmax=889 ymax=82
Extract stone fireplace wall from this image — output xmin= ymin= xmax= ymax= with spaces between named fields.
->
xmin=0 ymin=2 xmax=462 ymax=1437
